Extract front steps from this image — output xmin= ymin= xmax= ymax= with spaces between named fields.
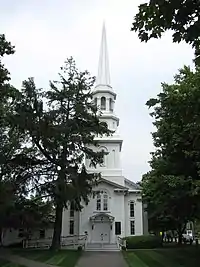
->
xmin=85 ymin=243 xmax=120 ymax=252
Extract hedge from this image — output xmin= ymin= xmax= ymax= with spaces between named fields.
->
xmin=124 ymin=235 xmax=163 ymax=249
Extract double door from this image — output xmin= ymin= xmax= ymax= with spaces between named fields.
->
xmin=92 ymin=222 xmax=110 ymax=243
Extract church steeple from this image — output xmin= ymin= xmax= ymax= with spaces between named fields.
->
xmin=96 ymin=22 xmax=111 ymax=88
xmin=93 ymin=22 xmax=119 ymax=131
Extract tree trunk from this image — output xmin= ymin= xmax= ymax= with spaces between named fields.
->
xmin=177 ymin=224 xmax=185 ymax=245
xmin=0 ymin=227 xmax=3 ymax=247
xmin=50 ymin=201 xmax=63 ymax=251
xmin=178 ymin=232 xmax=182 ymax=245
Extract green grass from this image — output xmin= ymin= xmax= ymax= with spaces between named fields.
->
xmin=13 ymin=249 xmax=81 ymax=267
xmin=0 ymin=258 xmax=25 ymax=267
xmin=123 ymin=247 xmax=200 ymax=267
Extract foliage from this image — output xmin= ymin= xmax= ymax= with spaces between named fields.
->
xmin=0 ymin=34 xmax=27 ymax=241
xmin=124 ymin=235 xmax=162 ymax=249
xmin=142 ymin=66 xmax=200 ymax=240
xmin=131 ymin=0 xmax=200 ymax=65
xmin=5 ymin=197 xmax=54 ymax=230
xmin=0 ymin=34 xmax=54 ymax=246
xmin=12 ymin=57 xmax=112 ymax=249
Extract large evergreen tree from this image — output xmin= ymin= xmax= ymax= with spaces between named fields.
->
xmin=13 ymin=57 xmax=112 ymax=249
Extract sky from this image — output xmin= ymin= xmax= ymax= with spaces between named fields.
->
xmin=1 ymin=0 xmax=194 ymax=182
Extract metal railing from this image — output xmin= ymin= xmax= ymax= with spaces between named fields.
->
xmin=23 ymin=234 xmax=87 ymax=249
xmin=116 ymin=236 xmax=126 ymax=250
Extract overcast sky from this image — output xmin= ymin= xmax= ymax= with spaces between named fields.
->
xmin=1 ymin=0 xmax=194 ymax=182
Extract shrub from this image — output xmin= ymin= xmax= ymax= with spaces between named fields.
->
xmin=124 ymin=235 xmax=162 ymax=249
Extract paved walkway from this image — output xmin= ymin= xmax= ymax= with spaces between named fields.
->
xmin=75 ymin=252 xmax=128 ymax=267
xmin=0 ymin=249 xmax=128 ymax=267
xmin=0 ymin=249 xmax=57 ymax=267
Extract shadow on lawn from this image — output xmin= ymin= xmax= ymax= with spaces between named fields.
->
xmin=123 ymin=246 xmax=200 ymax=267
xmin=13 ymin=249 xmax=82 ymax=267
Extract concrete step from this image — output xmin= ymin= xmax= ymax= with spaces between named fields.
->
xmin=85 ymin=243 xmax=120 ymax=252
xmin=85 ymin=248 xmax=120 ymax=252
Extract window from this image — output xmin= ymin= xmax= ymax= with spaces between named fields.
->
xmin=70 ymin=202 xmax=74 ymax=217
xmin=130 ymin=221 xmax=135 ymax=235
xmin=100 ymin=147 xmax=108 ymax=167
xmin=39 ymin=229 xmax=45 ymax=239
xmin=112 ymin=150 xmax=116 ymax=167
xmin=103 ymin=194 xmax=108 ymax=211
xmin=101 ymin=97 xmax=106 ymax=110
xmin=100 ymin=149 xmax=106 ymax=167
xmin=109 ymin=98 xmax=113 ymax=111
xmin=96 ymin=193 xmax=101 ymax=211
xmin=115 ymin=222 xmax=121 ymax=235
xmin=96 ymin=191 xmax=108 ymax=211
xmin=130 ymin=201 xmax=135 ymax=217
xmin=69 ymin=220 xmax=74 ymax=235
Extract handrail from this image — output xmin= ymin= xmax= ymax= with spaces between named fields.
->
xmin=117 ymin=236 xmax=126 ymax=249
xmin=24 ymin=234 xmax=87 ymax=249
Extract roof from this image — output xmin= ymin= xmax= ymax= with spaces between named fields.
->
xmin=98 ymin=177 xmax=128 ymax=190
xmin=90 ymin=213 xmax=114 ymax=221
xmin=95 ymin=22 xmax=111 ymax=88
xmin=124 ymin=177 xmax=142 ymax=190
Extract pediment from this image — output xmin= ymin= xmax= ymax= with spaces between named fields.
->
xmin=90 ymin=212 xmax=114 ymax=222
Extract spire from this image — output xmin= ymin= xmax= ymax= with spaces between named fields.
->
xmin=96 ymin=22 xmax=111 ymax=88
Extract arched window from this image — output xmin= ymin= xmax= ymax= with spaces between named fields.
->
xmin=101 ymin=97 xmax=106 ymax=110
xmin=103 ymin=193 xmax=108 ymax=211
xmin=96 ymin=190 xmax=109 ymax=211
xmin=109 ymin=98 xmax=113 ymax=111
xmin=112 ymin=149 xmax=116 ymax=167
xmin=99 ymin=146 xmax=108 ymax=167
xmin=96 ymin=193 xmax=101 ymax=211
xmin=101 ymin=149 xmax=106 ymax=166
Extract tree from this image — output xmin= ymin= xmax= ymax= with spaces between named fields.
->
xmin=13 ymin=58 xmax=112 ymax=250
xmin=142 ymin=66 xmax=200 ymax=243
xmin=131 ymin=0 xmax=200 ymax=64
xmin=0 ymin=34 xmax=21 ymax=244
xmin=0 ymin=35 xmax=47 ymax=245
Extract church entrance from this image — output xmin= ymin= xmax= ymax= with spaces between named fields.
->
xmin=89 ymin=213 xmax=114 ymax=244
xmin=92 ymin=222 xmax=110 ymax=243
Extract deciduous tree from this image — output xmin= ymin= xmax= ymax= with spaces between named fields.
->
xmin=131 ymin=0 xmax=200 ymax=64
xmin=142 ymin=66 xmax=200 ymax=243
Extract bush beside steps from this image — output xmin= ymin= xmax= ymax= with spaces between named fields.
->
xmin=124 ymin=235 xmax=162 ymax=249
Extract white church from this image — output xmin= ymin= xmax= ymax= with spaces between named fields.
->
xmin=61 ymin=23 xmax=148 ymax=246
xmin=2 ymin=24 xmax=147 ymax=249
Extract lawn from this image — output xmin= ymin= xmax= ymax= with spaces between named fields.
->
xmin=0 ymin=258 xmax=25 ymax=267
xmin=123 ymin=247 xmax=200 ymax=267
xmin=13 ymin=249 xmax=81 ymax=267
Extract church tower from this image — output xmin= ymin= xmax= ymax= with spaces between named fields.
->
xmin=90 ymin=22 xmax=124 ymax=186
